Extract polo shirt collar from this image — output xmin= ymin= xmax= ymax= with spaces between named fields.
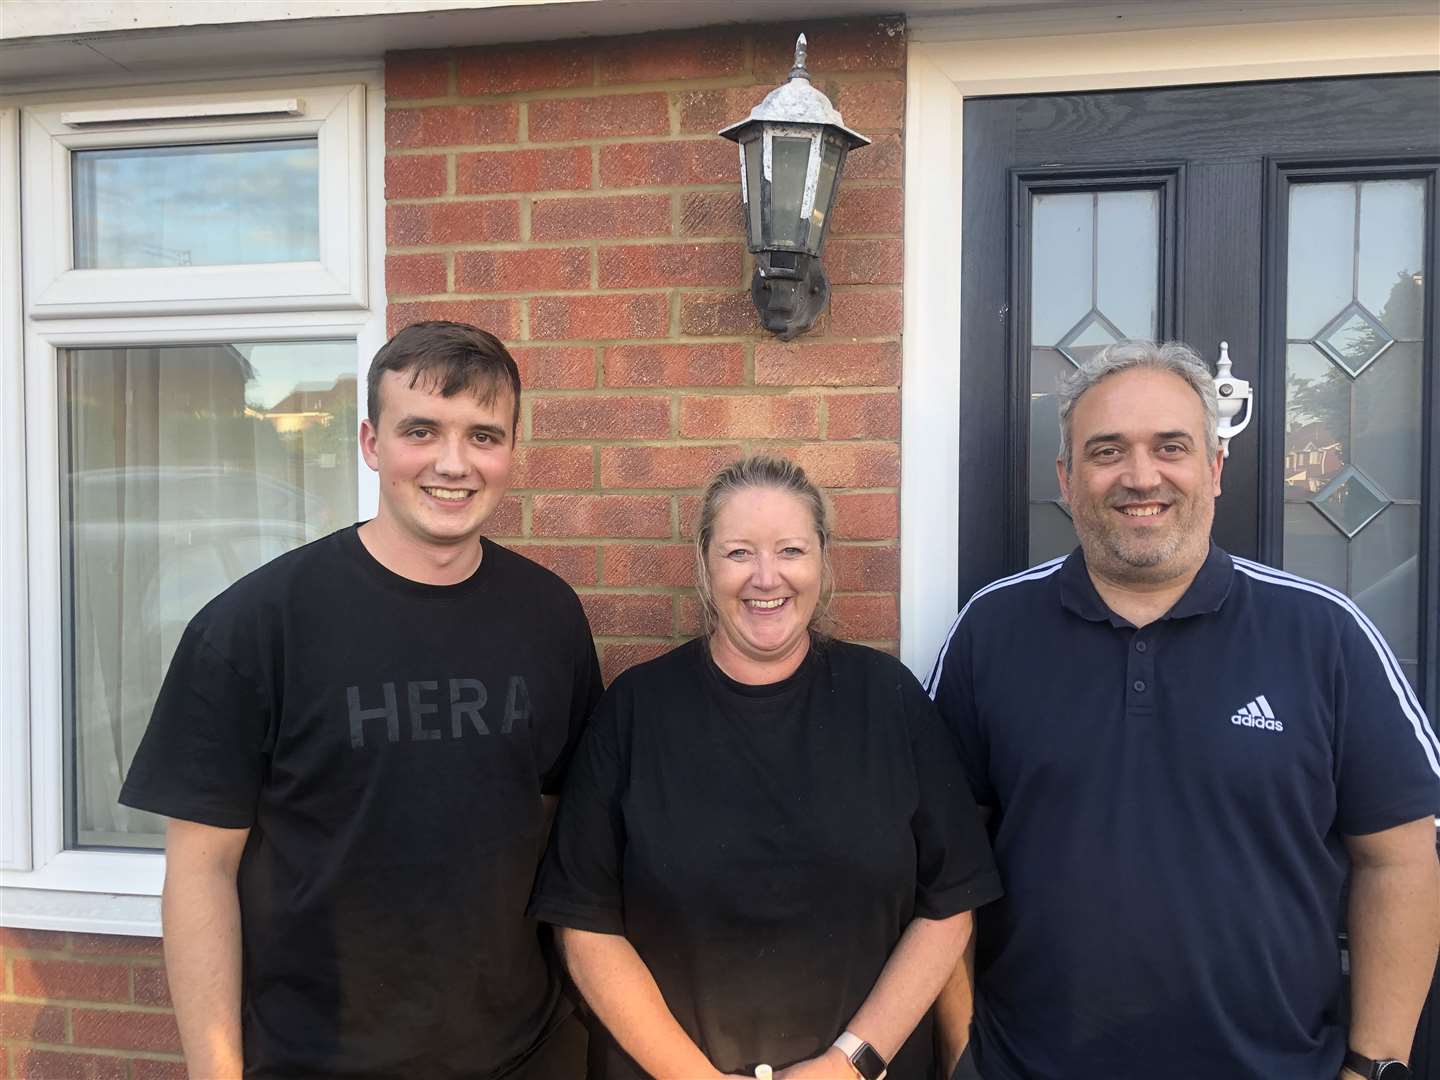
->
xmin=1058 ymin=542 xmax=1234 ymax=627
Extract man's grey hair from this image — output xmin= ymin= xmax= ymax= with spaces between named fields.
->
xmin=1056 ymin=340 xmax=1219 ymax=473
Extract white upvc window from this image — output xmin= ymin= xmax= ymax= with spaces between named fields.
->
xmin=2 ymin=74 xmax=386 ymax=934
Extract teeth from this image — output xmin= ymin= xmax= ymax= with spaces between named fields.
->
xmin=747 ymin=598 xmax=786 ymax=609
xmin=1120 ymin=505 xmax=1163 ymax=517
xmin=425 ymin=487 xmax=472 ymax=501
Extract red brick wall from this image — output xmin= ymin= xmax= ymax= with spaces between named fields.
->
xmin=0 ymin=17 xmax=906 ymax=1074
xmin=385 ymin=17 xmax=908 ymax=682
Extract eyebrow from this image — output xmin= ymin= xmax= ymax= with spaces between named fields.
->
xmin=1083 ymin=430 xmax=1194 ymax=451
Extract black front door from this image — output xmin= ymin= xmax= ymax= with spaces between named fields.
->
xmin=959 ymin=72 xmax=1440 ymax=1069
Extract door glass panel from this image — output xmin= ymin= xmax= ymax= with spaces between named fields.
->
xmin=60 ymin=340 xmax=357 ymax=848
xmin=72 ymin=139 xmax=320 ymax=269
xmin=1029 ymin=189 xmax=1161 ymax=563
xmin=1282 ymin=177 xmax=1426 ymax=688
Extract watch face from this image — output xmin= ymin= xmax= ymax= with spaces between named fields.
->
xmin=1375 ymin=1064 xmax=1411 ymax=1080
xmin=852 ymin=1044 xmax=887 ymax=1080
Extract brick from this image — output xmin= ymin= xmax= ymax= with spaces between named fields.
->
xmin=457 ymin=42 xmax=592 ymax=95
xmin=830 ymin=186 xmax=903 ymax=236
xmin=601 ymin=641 xmax=672 ymax=685
xmin=0 ymin=927 xmax=67 ymax=951
xmin=676 ymin=85 xmax=771 ymax=134
xmin=455 ymin=247 xmax=590 ymax=293
xmin=596 ymin=30 xmax=745 ymax=84
xmin=512 ymin=444 xmax=593 ymax=489
xmin=780 ymin=441 xmax=899 ymax=488
xmin=580 ymin=593 xmax=673 ymax=636
xmin=532 ymin=494 xmax=671 ymax=538
xmin=602 ymin=544 xmax=697 ymax=587
xmin=753 ymin=19 xmax=906 ymax=76
xmin=131 ymin=965 xmax=171 ymax=1008
xmin=457 ymin=147 xmax=591 ymax=195
xmin=385 ymin=154 xmax=448 ymax=198
xmin=678 ymin=494 xmax=702 ymax=539
xmin=680 ymin=191 xmax=744 ymax=239
xmin=70 ymin=934 xmax=164 ymax=959
xmin=0 ymin=1000 xmax=66 ymax=1041
xmin=71 ymin=1009 xmax=181 ymax=1053
xmin=509 ymin=544 xmax=599 ymax=585
xmin=531 ymin=195 xmax=671 ymax=241
xmin=385 ymin=50 xmax=451 ymax=98
xmin=605 ymin=344 xmax=744 ymax=388
xmin=600 ymin=444 xmax=740 ymax=489
xmin=10 ymin=1049 xmax=127 ymax=1080
xmin=480 ymin=496 xmax=523 ymax=537
xmin=832 ymin=80 xmax=906 ymax=131
xmin=386 ymin=253 xmax=447 ymax=297
xmin=832 ymin=593 xmax=899 ymax=640
xmin=678 ymin=593 xmax=704 ymax=635
xmin=825 ymin=238 xmax=903 ymax=285
xmin=385 ymin=104 xmax=518 ymax=149
xmin=679 ymin=394 xmax=820 ymax=439
xmin=755 ymin=341 xmax=900 ymax=387
xmin=530 ymin=294 xmax=669 ymax=341
xmin=832 ymin=492 xmax=898 ymax=539
xmin=828 ymin=288 xmax=903 ymax=337
xmin=598 ymin=243 xmax=742 ymax=289
xmin=826 ymin=392 xmax=900 ymax=439
xmin=528 ymin=94 xmax=669 ymax=142
xmin=599 ymin=141 xmax=734 ymax=188
xmin=844 ymin=132 xmax=903 ymax=180
xmin=12 ymin=957 xmax=130 ymax=1003
xmin=387 ymin=200 xmax=521 ymax=246
xmin=511 ymin=346 xmax=597 ymax=390
xmin=130 ymin=1061 xmax=189 ymax=1080
xmin=387 ymin=300 xmax=519 ymax=339
xmin=531 ymin=395 xmax=670 ymax=440
xmin=679 ymin=291 xmax=755 ymax=337
xmin=831 ymin=543 xmax=899 ymax=591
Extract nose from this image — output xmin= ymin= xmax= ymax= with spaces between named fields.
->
xmin=751 ymin=552 xmax=782 ymax=590
xmin=433 ymin=434 xmax=469 ymax=478
xmin=1121 ymin=447 xmax=1162 ymax=491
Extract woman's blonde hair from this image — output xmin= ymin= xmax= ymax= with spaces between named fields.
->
xmin=692 ymin=454 xmax=836 ymax=639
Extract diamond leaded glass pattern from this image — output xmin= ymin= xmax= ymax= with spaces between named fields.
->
xmin=1315 ymin=302 xmax=1393 ymax=378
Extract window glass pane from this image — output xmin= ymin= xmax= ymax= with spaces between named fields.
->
xmin=1095 ymin=189 xmax=1159 ymax=338
xmin=61 ymin=341 xmax=357 ymax=848
xmin=768 ymin=135 xmax=814 ymax=248
xmin=1030 ymin=193 xmax=1093 ymax=345
xmin=1282 ymin=178 xmax=1427 ymax=686
xmin=806 ymin=137 xmax=844 ymax=254
xmin=743 ymin=137 xmax=764 ymax=249
xmin=73 ymin=139 xmax=320 ymax=269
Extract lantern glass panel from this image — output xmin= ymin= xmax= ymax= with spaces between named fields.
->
xmin=807 ymin=137 xmax=845 ymax=255
xmin=743 ymin=136 xmax=764 ymax=251
xmin=769 ymin=134 xmax=815 ymax=249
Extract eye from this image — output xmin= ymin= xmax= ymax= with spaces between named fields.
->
xmin=473 ymin=431 xmax=493 ymax=444
xmin=1159 ymin=443 xmax=1187 ymax=456
xmin=781 ymin=546 xmax=806 ymax=557
xmin=724 ymin=547 xmax=750 ymax=561
xmin=406 ymin=428 xmax=433 ymax=440
xmin=1092 ymin=446 xmax=1120 ymax=460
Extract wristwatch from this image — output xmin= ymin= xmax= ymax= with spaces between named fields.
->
xmin=832 ymin=1031 xmax=887 ymax=1080
xmin=1343 ymin=1050 xmax=1412 ymax=1080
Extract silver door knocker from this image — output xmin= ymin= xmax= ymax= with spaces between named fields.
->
xmin=1214 ymin=341 xmax=1253 ymax=458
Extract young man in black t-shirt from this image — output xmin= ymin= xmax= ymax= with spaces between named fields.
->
xmin=120 ymin=322 xmax=602 ymax=1079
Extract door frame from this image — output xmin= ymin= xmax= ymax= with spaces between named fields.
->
xmin=899 ymin=8 xmax=1440 ymax=677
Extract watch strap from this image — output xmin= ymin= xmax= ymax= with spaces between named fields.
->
xmin=1344 ymin=1050 xmax=1411 ymax=1080
xmin=832 ymin=1031 xmax=887 ymax=1080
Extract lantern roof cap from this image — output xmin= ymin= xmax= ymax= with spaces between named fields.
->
xmin=718 ymin=34 xmax=870 ymax=148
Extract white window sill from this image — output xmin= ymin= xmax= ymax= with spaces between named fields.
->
xmin=1 ymin=852 xmax=164 ymax=936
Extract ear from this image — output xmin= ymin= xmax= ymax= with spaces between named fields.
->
xmin=1055 ymin=456 xmax=1071 ymax=505
xmin=359 ymin=416 xmax=380 ymax=472
xmin=1210 ymin=446 xmax=1225 ymax=496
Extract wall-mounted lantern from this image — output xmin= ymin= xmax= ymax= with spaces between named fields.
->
xmin=720 ymin=34 xmax=869 ymax=341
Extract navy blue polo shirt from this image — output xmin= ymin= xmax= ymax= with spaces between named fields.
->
xmin=928 ymin=544 xmax=1440 ymax=1080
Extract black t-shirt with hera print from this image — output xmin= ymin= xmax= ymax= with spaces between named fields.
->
xmin=120 ymin=526 xmax=602 ymax=1079
xmin=529 ymin=637 xmax=1001 ymax=1080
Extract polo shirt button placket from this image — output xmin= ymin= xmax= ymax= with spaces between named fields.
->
xmin=1127 ymin=633 xmax=1155 ymax=712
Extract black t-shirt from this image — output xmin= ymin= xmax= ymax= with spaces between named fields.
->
xmin=119 ymin=526 xmax=602 ymax=1079
xmin=528 ymin=637 xmax=1001 ymax=1080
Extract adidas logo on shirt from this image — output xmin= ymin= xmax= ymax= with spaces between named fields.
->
xmin=1230 ymin=694 xmax=1283 ymax=733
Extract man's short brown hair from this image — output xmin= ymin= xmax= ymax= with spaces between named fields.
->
xmin=366 ymin=321 xmax=522 ymax=438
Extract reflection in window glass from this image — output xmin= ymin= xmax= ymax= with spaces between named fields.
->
xmin=1028 ymin=188 xmax=1161 ymax=564
xmin=61 ymin=341 xmax=356 ymax=848
xmin=73 ymin=139 xmax=320 ymax=269
xmin=1283 ymin=178 xmax=1426 ymax=685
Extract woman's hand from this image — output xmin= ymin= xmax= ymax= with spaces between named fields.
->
xmin=775 ymin=1046 xmax=856 ymax=1079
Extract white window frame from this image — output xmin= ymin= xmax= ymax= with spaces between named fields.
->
xmin=23 ymin=81 xmax=367 ymax=319
xmin=2 ymin=71 xmax=386 ymax=935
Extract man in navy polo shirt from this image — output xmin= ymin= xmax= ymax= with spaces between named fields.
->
xmin=929 ymin=340 xmax=1440 ymax=1080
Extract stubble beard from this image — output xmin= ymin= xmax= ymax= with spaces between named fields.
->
xmin=1071 ymin=485 xmax=1214 ymax=586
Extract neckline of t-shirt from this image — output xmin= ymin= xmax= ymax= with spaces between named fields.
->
xmin=696 ymin=636 xmax=821 ymax=701
xmin=339 ymin=523 xmax=492 ymax=599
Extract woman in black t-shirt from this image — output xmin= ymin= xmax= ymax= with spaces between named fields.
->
xmin=529 ymin=455 xmax=1001 ymax=1080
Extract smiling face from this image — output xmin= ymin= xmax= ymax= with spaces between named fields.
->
xmin=1058 ymin=367 xmax=1223 ymax=587
xmin=705 ymin=486 xmax=824 ymax=683
xmin=360 ymin=369 xmax=514 ymax=560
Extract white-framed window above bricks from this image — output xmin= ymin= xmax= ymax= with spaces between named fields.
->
xmin=2 ymin=73 xmax=387 ymax=933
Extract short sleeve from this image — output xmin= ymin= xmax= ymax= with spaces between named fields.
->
xmin=527 ymin=687 xmax=628 ymax=934
xmin=928 ymin=618 xmax=996 ymax=806
xmin=902 ymin=673 xmax=1003 ymax=920
xmin=1334 ymin=614 xmax=1440 ymax=835
xmin=539 ymin=596 xmax=603 ymax=795
xmin=117 ymin=620 xmax=271 ymax=829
